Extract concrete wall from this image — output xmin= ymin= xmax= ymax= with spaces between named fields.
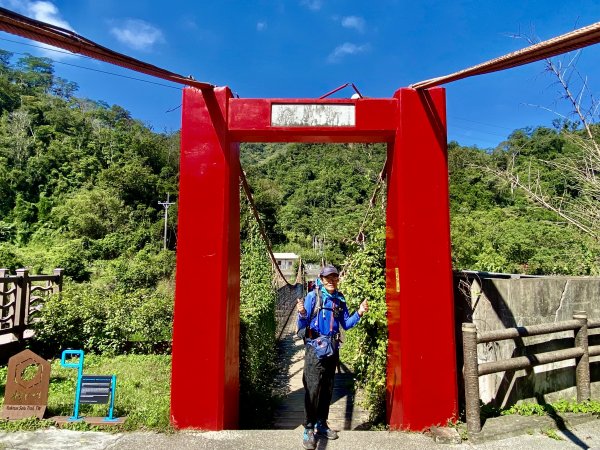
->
xmin=454 ymin=272 xmax=600 ymax=407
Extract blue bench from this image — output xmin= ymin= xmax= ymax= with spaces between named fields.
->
xmin=60 ymin=350 xmax=119 ymax=422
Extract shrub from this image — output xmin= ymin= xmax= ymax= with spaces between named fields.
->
xmin=0 ymin=243 xmax=23 ymax=271
xmin=113 ymin=247 xmax=175 ymax=292
xmin=339 ymin=224 xmax=387 ymax=424
xmin=239 ymin=221 xmax=278 ymax=428
xmin=33 ymin=281 xmax=173 ymax=357
xmin=50 ymin=187 xmax=131 ymax=240
xmin=50 ymin=239 xmax=91 ymax=282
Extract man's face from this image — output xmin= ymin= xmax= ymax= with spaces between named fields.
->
xmin=321 ymin=274 xmax=339 ymax=293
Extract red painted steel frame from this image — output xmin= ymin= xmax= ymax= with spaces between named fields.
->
xmin=172 ymin=87 xmax=457 ymax=431
xmin=172 ymin=87 xmax=240 ymax=429
xmin=385 ymin=88 xmax=458 ymax=429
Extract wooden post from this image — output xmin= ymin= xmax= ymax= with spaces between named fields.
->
xmin=53 ymin=268 xmax=64 ymax=294
xmin=462 ymin=323 xmax=481 ymax=434
xmin=573 ymin=311 xmax=590 ymax=402
xmin=14 ymin=268 xmax=29 ymax=339
xmin=0 ymin=268 xmax=7 ymax=318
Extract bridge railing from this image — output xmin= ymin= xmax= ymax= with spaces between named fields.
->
xmin=462 ymin=311 xmax=600 ymax=434
xmin=276 ymin=283 xmax=304 ymax=340
xmin=0 ymin=268 xmax=63 ymax=340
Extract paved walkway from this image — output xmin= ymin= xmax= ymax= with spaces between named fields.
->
xmin=0 ymin=416 xmax=599 ymax=450
xmin=272 ymin=304 xmax=369 ymax=430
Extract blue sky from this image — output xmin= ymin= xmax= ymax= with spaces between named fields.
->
xmin=0 ymin=0 xmax=598 ymax=148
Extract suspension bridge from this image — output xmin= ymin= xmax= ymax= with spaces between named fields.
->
xmin=1 ymin=5 xmax=599 ymax=433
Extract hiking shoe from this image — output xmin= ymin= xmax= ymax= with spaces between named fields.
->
xmin=316 ymin=421 xmax=338 ymax=440
xmin=302 ymin=427 xmax=316 ymax=449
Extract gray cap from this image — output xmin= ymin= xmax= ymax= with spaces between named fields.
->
xmin=320 ymin=264 xmax=339 ymax=277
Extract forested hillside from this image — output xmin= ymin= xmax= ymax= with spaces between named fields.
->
xmin=0 ymin=51 xmax=178 ymax=270
xmin=240 ymin=142 xmax=386 ymax=264
xmin=242 ymin=132 xmax=600 ymax=276
xmin=0 ymin=50 xmax=178 ymax=355
xmin=0 ymin=50 xmax=598 ymax=324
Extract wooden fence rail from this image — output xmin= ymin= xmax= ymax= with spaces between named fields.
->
xmin=0 ymin=268 xmax=63 ymax=340
xmin=462 ymin=311 xmax=600 ymax=434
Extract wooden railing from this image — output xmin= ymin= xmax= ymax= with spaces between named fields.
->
xmin=0 ymin=268 xmax=63 ymax=340
xmin=462 ymin=311 xmax=600 ymax=434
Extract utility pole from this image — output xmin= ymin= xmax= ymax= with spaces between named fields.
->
xmin=158 ymin=194 xmax=175 ymax=250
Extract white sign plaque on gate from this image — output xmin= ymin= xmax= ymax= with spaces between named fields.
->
xmin=271 ymin=104 xmax=355 ymax=127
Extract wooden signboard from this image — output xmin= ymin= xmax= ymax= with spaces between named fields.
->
xmin=1 ymin=349 xmax=50 ymax=419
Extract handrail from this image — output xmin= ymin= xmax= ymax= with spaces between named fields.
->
xmin=0 ymin=268 xmax=63 ymax=338
xmin=462 ymin=312 xmax=599 ymax=435
xmin=477 ymin=320 xmax=581 ymax=343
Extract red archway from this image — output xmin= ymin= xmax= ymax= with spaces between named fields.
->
xmin=171 ymin=86 xmax=457 ymax=431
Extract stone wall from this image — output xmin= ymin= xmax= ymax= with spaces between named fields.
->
xmin=454 ymin=272 xmax=600 ymax=407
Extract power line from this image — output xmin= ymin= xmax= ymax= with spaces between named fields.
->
xmin=0 ymin=7 xmax=214 ymax=90
xmin=4 ymin=47 xmax=183 ymax=90
xmin=0 ymin=37 xmax=183 ymax=90
xmin=0 ymin=35 xmax=94 ymax=59
xmin=448 ymin=116 xmax=516 ymax=131
xmin=449 ymin=124 xmax=508 ymax=138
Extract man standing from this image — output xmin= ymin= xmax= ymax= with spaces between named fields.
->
xmin=296 ymin=264 xmax=368 ymax=449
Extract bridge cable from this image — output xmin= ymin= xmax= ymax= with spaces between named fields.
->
xmin=239 ymin=162 xmax=293 ymax=287
xmin=2 ymin=6 xmax=599 ymax=97
xmin=353 ymin=156 xmax=388 ymax=248
xmin=411 ymin=21 xmax=600 ymax=89
xmin=338 ymin=156 xmax=388 ymax=279
xmin=0 ymin=7 xmax=213 ymax=91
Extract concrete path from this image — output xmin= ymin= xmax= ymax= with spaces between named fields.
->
xmin=0 ymin=416 xmax=599 ymax=450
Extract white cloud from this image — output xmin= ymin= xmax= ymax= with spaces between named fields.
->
xmin=256 ymin=21 xmax=267 ymax=31
xmin=180 ymin=16 xmax=199 ymax=31
xmin=301 ymin=0 xmax=323 ymax=11
xmin=0 ymin=0 xmax=73 ymax=30
xmin=110 ymin=19 xmax=165 ymax=51
xmin=341 ymin=16 xmax=365 ymax=33
xmin=327 ymin=42 xmax=369 ymax=63
xmin=0 ymin=1 xmax=76 ymax=58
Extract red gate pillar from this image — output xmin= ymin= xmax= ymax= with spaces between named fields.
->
xmin=385 ymin=87 xmax=457 ymax=429
xmin=171 ymin=87 xmax=240 ymax=429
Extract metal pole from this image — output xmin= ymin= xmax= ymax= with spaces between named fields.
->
xmin=462 ymin=323 xmax=481 ymax=434
xmin=163 ymin=201 xmax=168 ymax=250
xmin=158 ymin=193 xmax=174 ymax=251
xmin=573 ymin=311 xmax=591 ymax=402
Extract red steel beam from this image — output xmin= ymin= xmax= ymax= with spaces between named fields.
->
xmin=228 ymin=98 xmax=398 ymax=143
xmin=0 ymin=7 xmax=213 ymax=90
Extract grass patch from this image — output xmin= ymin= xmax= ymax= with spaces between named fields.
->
xmin=480 ymin=398 xmax=600 ymax=425
xmin=0 ymin=354 xmax=172 ymax=432
xmin=541 ymin=427 xmax=563 ymax=440
xmin=500 ymin=399 xmax=600 ymax=417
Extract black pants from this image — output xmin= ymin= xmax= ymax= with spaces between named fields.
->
xmin=303 ymin=344 xmax=338 ymax=429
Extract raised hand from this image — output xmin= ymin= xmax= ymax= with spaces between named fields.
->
xmin=358 ymin=299 xmax=369 ymax=316
xmin=297 ymin=297 xmax=307 ymax=316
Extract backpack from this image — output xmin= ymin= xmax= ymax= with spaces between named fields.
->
xmin=299 ymin=287 xmax=342 ymax=339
